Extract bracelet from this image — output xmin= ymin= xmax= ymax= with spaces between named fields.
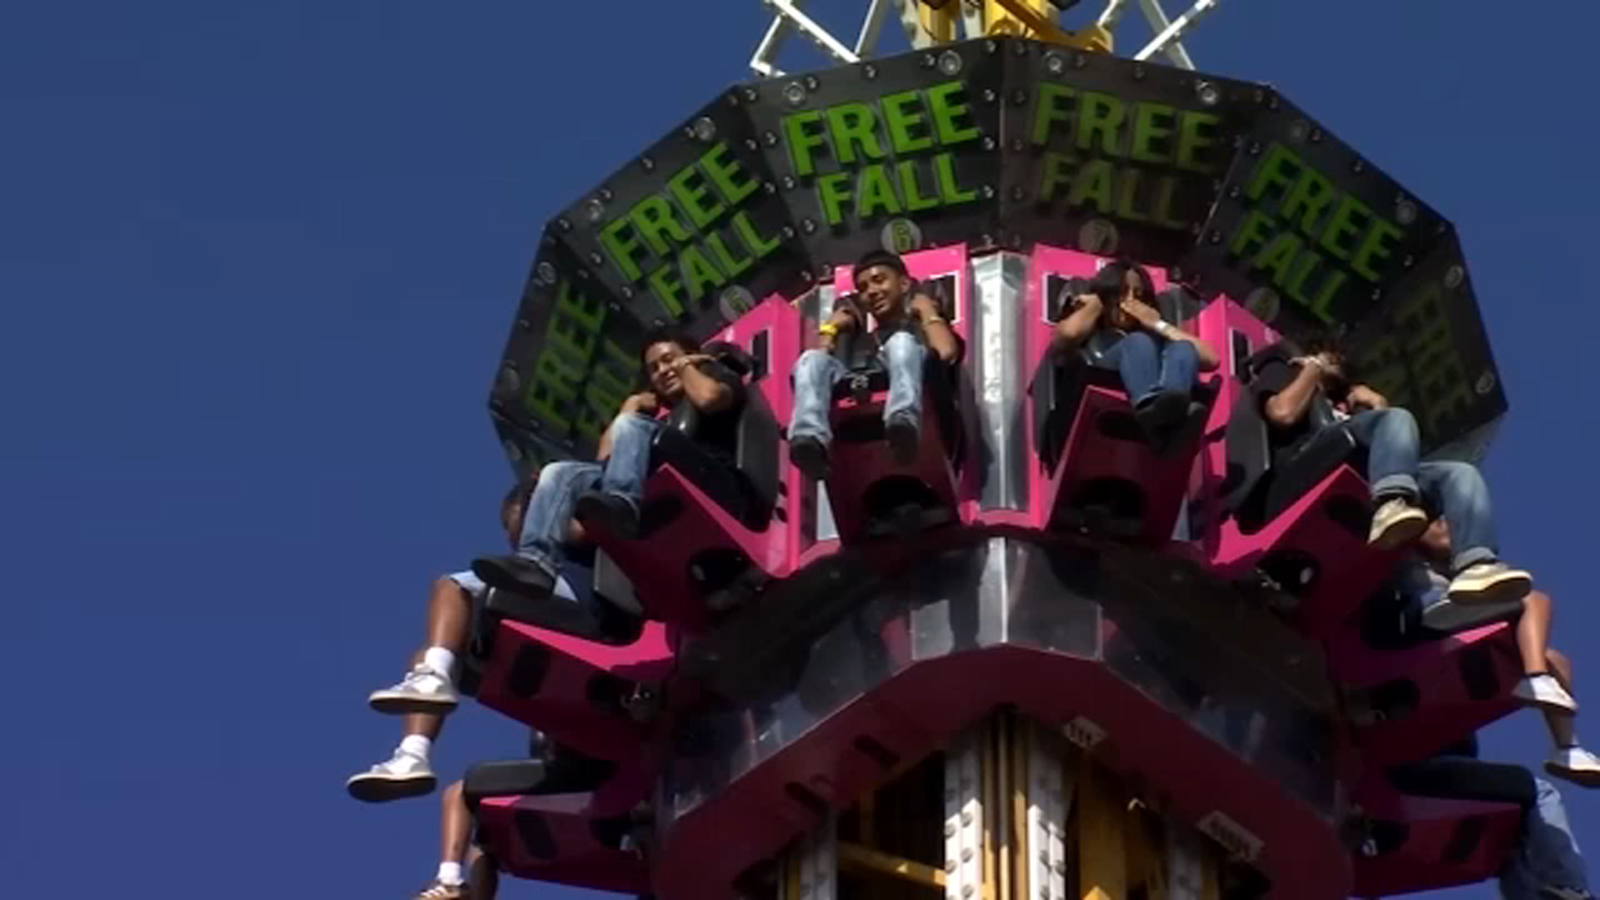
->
xmin=1152 ymin=320 xmax=1172 ymax=336
xmin=818 ymin=322 xmax=840 ymax=338
xmin=922 ymin=315 xmax=946 ymax=325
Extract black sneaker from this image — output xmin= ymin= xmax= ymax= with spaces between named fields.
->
xmin=790 ymin=435 xmax=831 ymax=480
xmin=885 ymin=413 xmax=921 ymax=466
xmin=471 ymin=555 xmax=557 ymax=597
xmin=575 ymin=491 xmax=641 ymax=540
xmin=1134 ymin=389 xmax=1191 ymax=436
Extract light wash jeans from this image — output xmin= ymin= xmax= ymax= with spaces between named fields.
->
xmin=515 ymin=413 xmax=658 ymax=577
xmin=1345 ymin=408 xmax=1499 ymax=574
xmin=1501 ymin=777 xmax=1590 ymax=900
xmin=788 ymin=330 xmax=926 ymax=446
xmin=1099 ymin=331 xmax=1199 ymax=406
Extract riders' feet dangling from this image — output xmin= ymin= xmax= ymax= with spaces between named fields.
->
xmin=1513 ymin=673 xmax=1579 ymax=714
xmin=1447 ymin=561 xmax=1533 ymax=606
xmin=1546 ymin=746 xmax=1600 ymax=790
xmin=789 ymin=435 xmax=831 ymax=481
xmin=885 ymin=413 xmax=920 ymax=466
xmin=1367 ymin=497 xmax=1428 ymax=550
xmin=574 ymin=491 xmax=642 ymax=540
xmin=347 ymin=747 xmax=436 ymax=803
xmin=368 ymin=664 xmax=459 ymax=715
xmin=414 ymin=878 xmax=467 ymax=900
xmin=471 ymin=555 xmax=557 ymax=598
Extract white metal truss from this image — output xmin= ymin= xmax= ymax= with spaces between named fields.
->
xmin=1027 ymin=729 xmax=1071 ymax=900
xmin=944 ymin=730 xmax=984 ymax=900
xmin=750 ymin=0 xmax=1218 ymax=76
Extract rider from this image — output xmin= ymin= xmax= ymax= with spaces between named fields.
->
xmin=346 ymin=481 xmax=582 ymax=802
xmin=1402 ymin=517 xmax=1600 ymax=786
xmin=1252 ymin=334 xmax=1531 ymax=607
xmin=787 ymin=249 xmax=962 ymax=479
xmin=1052 ymin=258 xmax=1219 ymax=438
xmin=412 ymin=780 xmax=499 ymax=900
xmin=473 ymin=327 xmax=745 ymax=600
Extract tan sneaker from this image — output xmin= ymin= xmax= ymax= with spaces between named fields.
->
xmin=1447 ymin=562 xmax=1532 ymax=606
xmin=415 ymin=879 xmax=467 ymax=900
xmin=1368 ymin=497 xmax=1428 ymax=549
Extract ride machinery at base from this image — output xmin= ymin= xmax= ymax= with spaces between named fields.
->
xmin=466 ymin=2 xmax=1519 ymax=897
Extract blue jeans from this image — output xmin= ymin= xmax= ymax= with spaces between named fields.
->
xmin=789 ymin=331 xmax=926 ymax=446
xmin=1345 ymin=408 xmax=1498 ymax=573
xmin=1501 ymin=777 xmax=1589 ymax=900
xmin=1099 ymin=332 xmax=1199 ymax=406
xmin=515 ymin=413 xmax=658 ymax=575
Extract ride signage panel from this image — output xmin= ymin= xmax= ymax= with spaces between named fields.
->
xmin=1341 ymin=235 xmax=1506 ymax=453
xmin=553 ymin=96 xmax=811 ymax=339
xmin=998 ymin=42 xmax=1258 ymax=265
xmin=495 ymin=36 xmax=1510 ymax=463
xmin=1180 ymin=96 xmax=1450 ymax=337
xmin=744 ymin=40 xmax=1005 ymax=265
xmin=493 ymin=235 xmax=646 ymax=463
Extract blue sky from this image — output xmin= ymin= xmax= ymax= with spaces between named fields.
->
xmin=3 ymin=2 xmax=1596 ymax=897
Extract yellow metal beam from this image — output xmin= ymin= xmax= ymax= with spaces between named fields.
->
xmin=838 ymin=842 xmax=946 ymax=890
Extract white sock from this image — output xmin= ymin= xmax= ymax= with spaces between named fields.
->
xmin=399 ymin=734 xmax=431 ymax=760
xmin=423 ymin=647 xmax=457 ymax=679
xmin=436 ymin=862 xmax=464 ymax=885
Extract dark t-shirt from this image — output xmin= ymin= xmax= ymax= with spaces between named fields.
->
xmin=661 ymin=361 xmax=746 ymax=463
xmin=1248 ymin=343 xmax=1343 ymax=464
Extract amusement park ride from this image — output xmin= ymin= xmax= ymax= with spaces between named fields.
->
xmin=463 ymin=1 xmax=1521 ymax=897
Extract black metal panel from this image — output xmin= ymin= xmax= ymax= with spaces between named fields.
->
xmin=492 ymin=236 xmax=646 ymax=461
xmin=1340 ymin=235 xmax=1507 ymax=452
xmin=1179 ymin=95 xmax=1452 ymax=338
xmin=997 ymin=39 xmax=1258 ymax=264
xmin=744 ymin=38 xmax=1005 ymax=265
xmin=551 ymin=94 xmax=810 ymax=339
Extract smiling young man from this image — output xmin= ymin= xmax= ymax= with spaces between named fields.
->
xmin=787 ymin=249 xmax=962 ymax=479
xmin=473 ymin=327 xmax=745 ymax=599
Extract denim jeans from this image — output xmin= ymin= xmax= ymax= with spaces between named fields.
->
xmin=1345 ymin=408 xmax=1499 ymax=573
xmin=1501 ymin=777 xmax=1590 ymax=900
xmin=515 ymin=413 xmax=658 ymax=577
xmin=789 ymin=330 xmax=926 ymax=446
xmin=1099 ymin=331 xmax=1199 ymax=406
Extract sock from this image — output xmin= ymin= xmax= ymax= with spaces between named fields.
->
xmin=423 ymin=647 xmax=457 ymax=679
xmin=399 ymin=734 xmax=431 ymax=761
xmin=436 ymin=862 xmax=464 ymax=886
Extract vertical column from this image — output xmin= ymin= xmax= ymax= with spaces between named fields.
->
xmin=1028 ymin=727 xmax=1069 ymax=900
xmin=782 ymin=814 xmax=838 ymax=900
xmin=945 ymin=729 xmax=985 ymax=900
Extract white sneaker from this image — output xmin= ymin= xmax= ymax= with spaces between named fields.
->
xmin=368 ymin=665 xmax=459 ymax=715
xmin=1447 ymin=562 xmax=1533 ymax=606
xmin=1368 ymin=497 xmax=1428 ymax=549
xmin=346 ymin=749 xmax=436 ymax=802
xmin=1546 ymin=746 xmax=1600 ymax=790
xmin=1515 ymin=674 xmax=1579 ymax=713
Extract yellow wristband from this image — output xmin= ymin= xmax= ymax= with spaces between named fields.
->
xmin=818 ymin=322 xmax=840 ymax=337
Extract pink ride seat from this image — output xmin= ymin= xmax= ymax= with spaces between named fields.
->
xmin=475 ymin=617 xmax=676 ymax=762
xmin=1352 ymin=757 xmax=1532 ymax=896
xmin=474 ymin=791 xmax=651 ymax=896
xmin=1337 ymin=619 xmax=1523 ymax=767
xmin=1029 ymin=354 xmax=1216 ymax=544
